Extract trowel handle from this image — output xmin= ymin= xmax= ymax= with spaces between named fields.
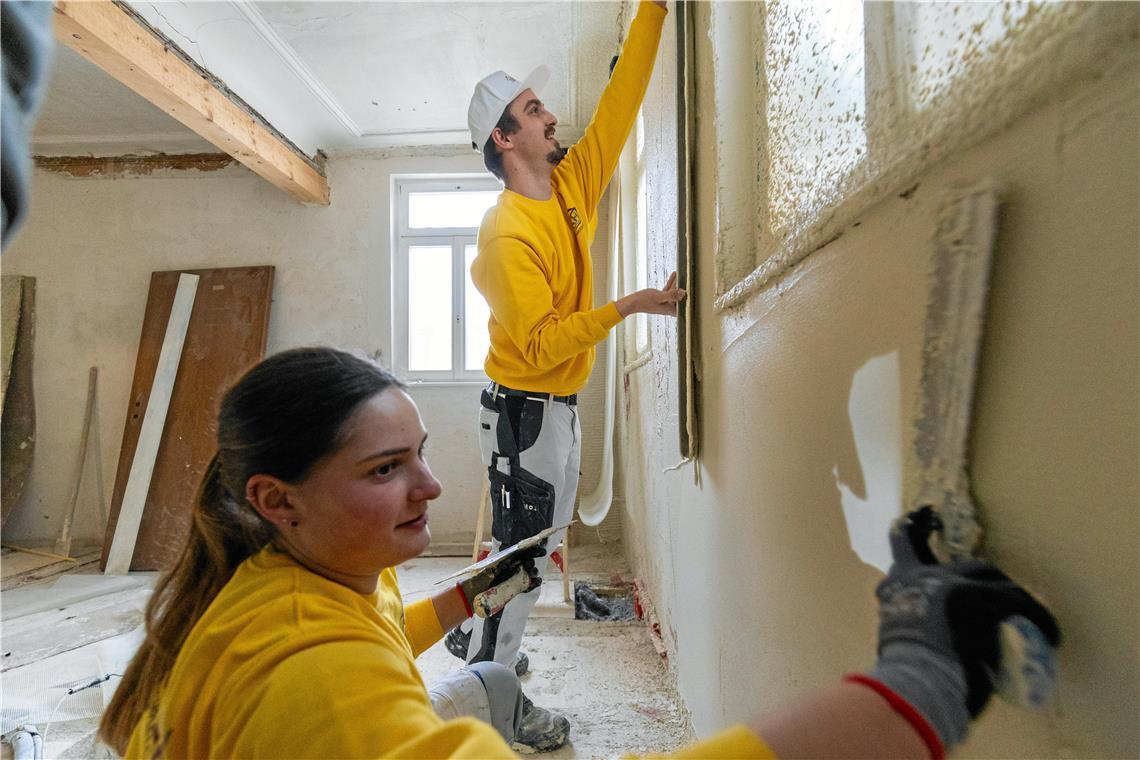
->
xmin=996 ymin=615 xmax=1056 ymax=710
xmin=472 ymin=568 xmax=533 ymax=618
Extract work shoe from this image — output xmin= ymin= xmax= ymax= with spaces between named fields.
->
xmin=444 ymin=625 xmax=529 ymax=676
xmin=513 ymin=694 xmax=570 ymax=753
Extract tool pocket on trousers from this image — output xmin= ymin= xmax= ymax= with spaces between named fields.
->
xmin=478 ymin=407 xmax=498 ymax=466
xmin=488 ymin=463 xmax=555 ymax=548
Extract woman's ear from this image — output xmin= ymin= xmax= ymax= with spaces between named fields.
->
xmin=245 ymin=474 xmax=298 ymax=528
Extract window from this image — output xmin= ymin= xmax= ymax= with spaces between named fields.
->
xmin=393 ymin=177 xmax=500 ymax=381
xmin=703 ymin=0 xmax=1115 ymax=311
xmin=619 ymin=113 xmax=651 ymax=363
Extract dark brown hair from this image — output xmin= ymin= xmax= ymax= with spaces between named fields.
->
xmin=481 ymin=107 xmax=520 ymax=181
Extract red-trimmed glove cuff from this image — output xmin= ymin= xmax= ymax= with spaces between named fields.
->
xmin=454 ymin=582 xmax=474 ymax=618
xmin=844 ymin=674 xmax=945 ymax=760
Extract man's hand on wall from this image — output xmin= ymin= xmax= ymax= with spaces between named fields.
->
xmin=616 ymin=271 xmax=686 ymax=317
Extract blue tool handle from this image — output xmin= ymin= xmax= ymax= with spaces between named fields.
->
xmin=996 ymin=614 xmax=1056 ymax=710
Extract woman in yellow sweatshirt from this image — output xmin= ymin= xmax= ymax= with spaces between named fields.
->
xmin=99 ymin=348 xmax=1057 ymax=759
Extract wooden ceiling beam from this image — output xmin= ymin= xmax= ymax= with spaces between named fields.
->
xmin=53 ymin=1 xmax=329 ymax=205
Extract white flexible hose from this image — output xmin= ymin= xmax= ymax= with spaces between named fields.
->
xmin=577 ymin=160 xmax=623 ymax=527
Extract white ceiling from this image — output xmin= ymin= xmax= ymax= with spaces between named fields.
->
xmin=33 ymin=1 xmax=629 ymax=158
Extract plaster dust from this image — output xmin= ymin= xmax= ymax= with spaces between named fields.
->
xmin=402 ymin=543 xmax=694 ymax=758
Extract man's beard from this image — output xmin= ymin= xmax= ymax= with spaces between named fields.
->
xmin=545 ymin=143 xmax=566 ymax=166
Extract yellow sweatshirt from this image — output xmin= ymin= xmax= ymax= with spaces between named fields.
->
xmin=470 ymin=2 xmax=666 ymax=396
xmin=125 ymin=546 xmax=775 ymax=759
xmin=125 ymin=547 xmax=506 ymax=759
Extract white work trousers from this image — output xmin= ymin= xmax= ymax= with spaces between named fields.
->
xmin=465 ymin=385 xmax=580 ymax=668
xmin=429 ymin=661 xmax=523 ymax=742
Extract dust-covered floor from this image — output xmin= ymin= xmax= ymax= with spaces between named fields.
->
xmin=1 ymin=541 xmax=692 ymax=759
xmin=403 ymin=543 xmax=694 ymax=758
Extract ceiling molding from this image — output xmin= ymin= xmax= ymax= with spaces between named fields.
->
xmin=229 ymin=1 xmax=362 ymax=138
xmin=355 ymin=128 xmax=472 ymax=143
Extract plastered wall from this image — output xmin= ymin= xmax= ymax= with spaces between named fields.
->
xmin=2 ymin=149 xmax=617 ymax=552
xmin=619 ymin=6 xmax=1138 ymax=759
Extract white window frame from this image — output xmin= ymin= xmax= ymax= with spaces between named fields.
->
xmin=392 ymin=175 xmax=500 ymax=383
xmin=619 ymin=113 xmax=652 ymax=371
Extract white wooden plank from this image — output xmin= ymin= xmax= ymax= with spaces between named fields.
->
xmin=104 ymin=273 xmax=199 ymax=575
xmin=0 ymin=586 xmax=153 ymax=671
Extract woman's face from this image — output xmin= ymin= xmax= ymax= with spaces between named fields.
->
xmin=282 ymin=387 xmax=442 ymax=582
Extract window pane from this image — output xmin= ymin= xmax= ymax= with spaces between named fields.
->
xmin=465 ymin=244 xmax=491 ymax=372
xmin=635 ymin=167 xmax=649 ymax=352
xmin=897 ymin=2 xmax=1041 ymax=112
xmin=408 ymin=246 xmax=452 ymax=371
xmin=408 ymin=191 xmax=499 ymax=229
xmin=764 ymin=1 xmax=867 ymax=240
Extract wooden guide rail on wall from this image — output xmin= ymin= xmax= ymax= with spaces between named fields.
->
xmin=101 ymin=267 xmax=274 ymax=572
xmin=675 ymin=0 xmax=698 ymax=460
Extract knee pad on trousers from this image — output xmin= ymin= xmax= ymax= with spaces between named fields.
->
xmin=469 ymin=661 xmax=524 ymax=740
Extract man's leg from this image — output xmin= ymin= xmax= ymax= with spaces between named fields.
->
xmin=467 ymin=396 xmax=580 ymax=666
xmin=428 ymin=662 xmax=523 ymax=743
xmin=460 ymin=391 xmax=580 ymax=751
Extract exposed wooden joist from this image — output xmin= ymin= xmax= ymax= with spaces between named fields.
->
xmin=53 ymin=1 xmax=330 ymax=205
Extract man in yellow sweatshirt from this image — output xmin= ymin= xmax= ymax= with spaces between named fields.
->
xmin=451 ymin=1 xmax=685 ymax=751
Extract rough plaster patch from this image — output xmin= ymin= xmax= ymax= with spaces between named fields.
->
xmin=34 ymin=153 xmax=236 ymax=178
xmin=633 ymin=1 xmax=682 ymax=441
xmin=710 ymin=1 xmax=1140 ymax=311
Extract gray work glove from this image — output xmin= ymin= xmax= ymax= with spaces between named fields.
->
xmin=864 ymin=507 xmax=1061 ymax=751
xmin=457 ymin=545 xmax=545 ymax=618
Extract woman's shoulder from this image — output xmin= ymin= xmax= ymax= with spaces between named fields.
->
xmin=202 ymin=547 xmax=392 ymax=640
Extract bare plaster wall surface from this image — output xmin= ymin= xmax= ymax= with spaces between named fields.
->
xmin=620 ymin=9 xmax=1138 ymax=759
xmin=3 ymin=150 xmax=618 ymax=553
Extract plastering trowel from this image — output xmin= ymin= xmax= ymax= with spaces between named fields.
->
xmin=435 ymin=521 xmax=574 ymax=617
xmin=908 ymin=183 xmax=1056 ymax=710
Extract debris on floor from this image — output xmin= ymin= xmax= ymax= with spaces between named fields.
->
xmin=573 ymin=581 xmax=636 ymax=621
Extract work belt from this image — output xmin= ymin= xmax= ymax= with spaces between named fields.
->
xmin=485 ymin=382 xmax=577 ymax=406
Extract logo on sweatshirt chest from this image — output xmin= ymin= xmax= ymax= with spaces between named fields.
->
xmin=567 ymin=207 xmax=583 ymax=233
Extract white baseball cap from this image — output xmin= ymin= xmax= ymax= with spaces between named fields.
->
xmin=468 ymin=65 xmax=550 ymax=153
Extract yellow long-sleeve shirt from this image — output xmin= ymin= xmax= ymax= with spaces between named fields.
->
xmin=470 ymin=2 xmax=666 ymax=396
xmin=124 ymin=546 xmax=504 ymax=759
xmin=125 ymin=545 xmax=774 ymax=758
